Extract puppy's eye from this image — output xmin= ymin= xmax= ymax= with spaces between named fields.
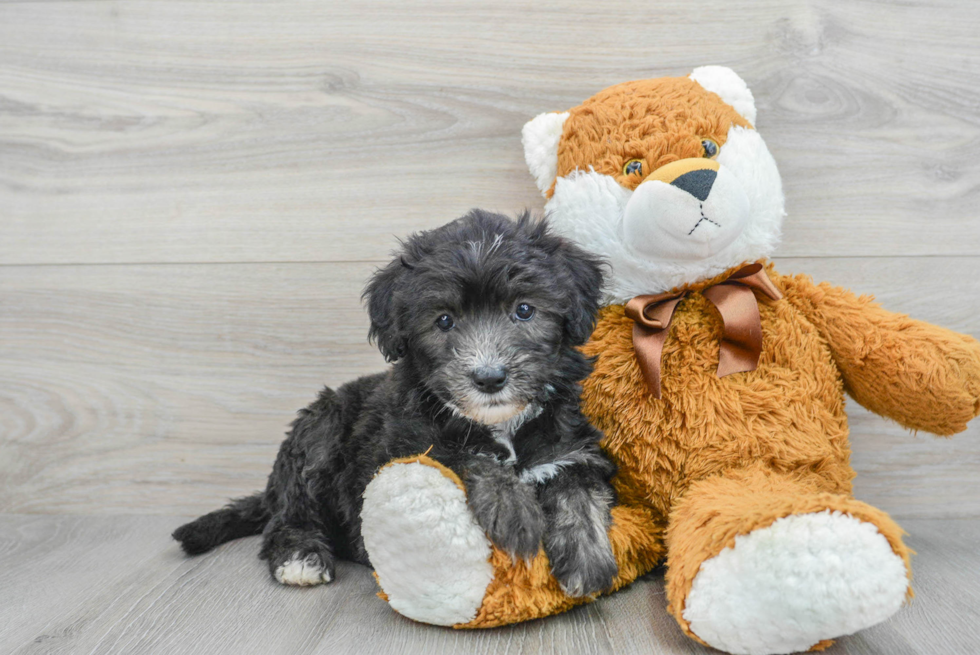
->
xmin=435 ymin=314 xmax=455 ymax=331
xmin=514 ymin=303 xmax=535 ymax=321
xmin=623 ymin=159 xmax=643 ymax=176
xmin=701 ymin=138 xmax=719 ymax=158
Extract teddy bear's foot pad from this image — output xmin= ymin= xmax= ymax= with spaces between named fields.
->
xmin=683 ymin=510 xmax=909 ymax=655
xmin=361 ymin=458 xmax=495 ymax=626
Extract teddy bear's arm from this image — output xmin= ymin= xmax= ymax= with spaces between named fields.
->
xmin=779 ymin=273 xmax=980 ymax=435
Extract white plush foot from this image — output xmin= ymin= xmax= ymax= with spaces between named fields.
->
xmin=683 ymin=510 xmax=909 ymax=655
xmin=361 ymin=461 xmax=494 ymax=626
xmin=274 ymin=552 xmax=333 ymax=586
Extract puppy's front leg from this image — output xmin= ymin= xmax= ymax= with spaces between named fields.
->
xmin=464 ymin=458 xmax=545 ymax=560
xmin=538 ymin=466 xmax=618 ymax=598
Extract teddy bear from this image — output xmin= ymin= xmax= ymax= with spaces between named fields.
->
xmin=357 ymin=67 xmax=980 ymax=654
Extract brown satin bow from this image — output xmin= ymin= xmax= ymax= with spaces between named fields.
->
xmin=624 ymin=263 xmax=783 ymax=399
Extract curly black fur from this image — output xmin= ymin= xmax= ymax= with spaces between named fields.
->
xmin=173 ymin=209 xmax=618 ymax=596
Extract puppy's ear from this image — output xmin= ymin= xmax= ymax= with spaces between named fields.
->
xmin=557 ymin=239 xmax=605 ymax=346
xmin=363 ymin=256 xmax=410 ymax=362
xmin=522 ymin=214 xmax=605 ymax=346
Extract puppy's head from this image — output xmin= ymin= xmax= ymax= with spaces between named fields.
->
xmin=364 ymin=209 xmax=604 ymax=425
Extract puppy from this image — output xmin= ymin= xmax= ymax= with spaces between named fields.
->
xmin=173 ymin=209 xmax=619 ymax=597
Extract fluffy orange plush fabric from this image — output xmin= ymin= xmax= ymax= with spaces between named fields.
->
xmin=551 ymin=76 xmax=750 ymax=195
xmin=461 ymin=263 xmax=980 ymax=631
xmin=361 ymin=67 xmax=980 ymax=655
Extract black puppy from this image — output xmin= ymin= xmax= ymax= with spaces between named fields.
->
xmin=173 ymin=210 xmax=619 ymax=597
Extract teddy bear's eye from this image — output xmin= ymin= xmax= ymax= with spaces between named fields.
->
xmin=623 ymin=159 xmax=644 ymax=176
xmin=701 ymin=139 xmax=719 ymax=158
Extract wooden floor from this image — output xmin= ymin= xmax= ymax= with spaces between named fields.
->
xmin=1 ymin=515 xmax=978 ymax=655
xmin=2 ymin=0 xmax=980 ymax=653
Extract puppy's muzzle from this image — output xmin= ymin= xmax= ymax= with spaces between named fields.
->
xmin=471 ymin=365 xmax=508 ymax=394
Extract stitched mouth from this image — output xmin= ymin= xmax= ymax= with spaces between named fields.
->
xmin=688 ymin=202 xmax=722 ymax=235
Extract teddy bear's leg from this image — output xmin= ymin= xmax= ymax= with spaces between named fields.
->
xmin=361 ymin=454 xmax=665 ymax=628
xmin=664 ymin=464 xmax=912 ymax=655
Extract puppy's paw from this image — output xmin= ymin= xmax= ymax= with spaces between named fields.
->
xmin=466 ymin=462 xmax=545 ymax=560
xmin=261 ymin=526 xmax=336 ymax=586
xmin=543 ymin=485 xmax=618 ymax=597
xmin=272 ymin=550 xmax=336 ymax=587
xmin=548 ymin=538 xmax=618 ymax=598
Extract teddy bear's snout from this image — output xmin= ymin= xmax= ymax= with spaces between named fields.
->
xmin=622 ymin=159 xmax=751 ymax=261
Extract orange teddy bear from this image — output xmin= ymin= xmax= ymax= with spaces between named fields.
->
xmin=359 ymin=67 xmax=980 ymax=654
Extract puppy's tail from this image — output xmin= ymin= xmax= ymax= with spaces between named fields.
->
xmin=172 ymin=493 xmax=269 ymax=555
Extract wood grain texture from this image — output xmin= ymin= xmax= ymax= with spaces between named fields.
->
xmin=0 ymin=261 xmax=385 ymax=514
xmin=2 ymin=1 xmax=980 ymax=652
xmin=2 ymin=257 xmax=978 ymax=518
xmin=1 ymin=515 xmax=978 ymax=655
xmin=2 ymin=0 xmax=980 ymax=265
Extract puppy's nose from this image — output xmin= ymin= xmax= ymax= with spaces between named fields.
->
xmin=471 ymin=366 xmax=508 ymax=394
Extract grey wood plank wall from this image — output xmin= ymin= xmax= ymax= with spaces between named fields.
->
xmin=2 ymin=0 xmax=980 ymax=522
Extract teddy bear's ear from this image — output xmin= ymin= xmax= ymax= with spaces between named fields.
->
xmin=522 ymin=111 xmax=570 ymax=196
xmin=689 ymin=66 xmax=757 ymax=125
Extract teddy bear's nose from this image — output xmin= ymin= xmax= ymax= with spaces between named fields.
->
xmin=670 ymin=168 xmax=717 ymax=202
xmin=646 ymin=157 xmax=721 ymax=201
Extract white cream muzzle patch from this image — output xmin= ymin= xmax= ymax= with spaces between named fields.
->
xmin=623 ymin=165 xmax=750 ymax=260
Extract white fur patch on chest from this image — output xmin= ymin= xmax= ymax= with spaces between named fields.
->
xmin=518 ymin=449 xmax=594 ymax=485
xmin=490 ymin=403 xmax=542 ymax=465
